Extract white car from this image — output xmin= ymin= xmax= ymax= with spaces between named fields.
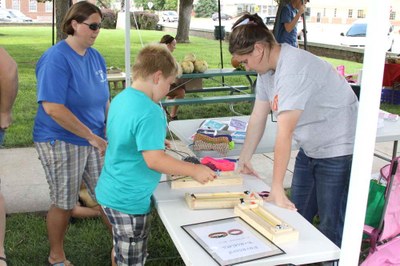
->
xmin=0 ymin=9 xmax=33 ymax=23
xmin=162 ymin=11 xmax=178 ymax=22
xmin=340 ymin=19 xmax=394 ymax=51
xmin=0 ymin=9 xmax=12 ymax=22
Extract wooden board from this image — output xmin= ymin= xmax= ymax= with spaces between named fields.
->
xmin=234 ymin=203 xmax=299 ymax=244
xmin=184 ymin=191 xmax=264 ymax=210
xmin=167 ymin=171 xmax=243 ymax=189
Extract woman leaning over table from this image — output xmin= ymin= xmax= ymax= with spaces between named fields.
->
xmin=230 ymin=13 xmax=358 ymax=248
xmin=33 ymin=2 xmax=109 ymax=265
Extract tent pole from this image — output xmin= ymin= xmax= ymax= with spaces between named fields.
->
xmin=124 ymin=0 xmax=131 ymax=86
xmin=217 ymin=0 xmax=224 ymax=83
xmin=52 ymin=0 xmax=55 ymax=45
xmin=301 ymin=12 xmax=307 ymax=50
xmin=339 ymin=0 xmax=390 ymax=264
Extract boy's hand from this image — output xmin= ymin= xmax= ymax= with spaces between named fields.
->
xmin=164 ymin=139 xmax=171 ymax=149
xmin=191 ymin=164 xmax=217 ymax=184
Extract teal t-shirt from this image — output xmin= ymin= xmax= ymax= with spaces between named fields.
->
xmin=95 ymin=87 xmax=167 ymax=214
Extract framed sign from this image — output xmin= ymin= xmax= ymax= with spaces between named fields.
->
xmin=182 ymin=217 xmax=284 ymax=265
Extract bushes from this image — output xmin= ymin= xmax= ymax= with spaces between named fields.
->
xmin=130 ymin=11 xmax=159 ymax=30
xmin=104 ymin=10 xmax=159 ymax=30
xmin=101 ymin=9 xmax=117 ymax=29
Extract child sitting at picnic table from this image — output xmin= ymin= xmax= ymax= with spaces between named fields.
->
xmin=95 ymin=43 xmax=217 ymax=265
xmin=159 ymin=34 xmax=186 ymax=120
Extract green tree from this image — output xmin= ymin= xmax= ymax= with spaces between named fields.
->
xmin=133 ymin=0 xmax=177 ymax=10
xmin=36 ymin=0 xmax=69 ymax=42
xmin=97 ymin=0 xmax=113 ymax=9
xmin=129 ymin=0 xmax=191 ymax=42
xmin=164 ymin=0 xmax=178 ymax=10
xmin=194 ymin=0 xmax=217 ymax=18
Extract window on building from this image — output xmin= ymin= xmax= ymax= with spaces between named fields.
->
xmin=323 ymin=8 xmax=326 ymax=17
xmin=348 ymin=9 xmax=353 ymax=18
xmin=390 ymin=11 xmax=396 ymax=20
xmin=357 ymin=10 xmax=365 ymax=18
xmin=334 ymin=8 xmax=337 ymax=18
xmin=29 ymin=0 xmax=37 ymax=12
xmin=12 ymin=0 xmax=20 ymax=10
xmin=45 ymin=1 xmax=52 ymax=12
xmin=261 ymin=5 xmax=267 ymax=14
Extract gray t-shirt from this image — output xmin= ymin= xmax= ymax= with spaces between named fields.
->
xmin=256 ymin=44 xmax=358 ymax=158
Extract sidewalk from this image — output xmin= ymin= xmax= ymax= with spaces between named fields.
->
xmin=0 ymin=141 xmax=396 ymax=214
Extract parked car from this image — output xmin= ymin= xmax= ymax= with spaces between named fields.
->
xmin=340 ymin=19 xmax=394 ymax=51
xmin=162 ymin=10 xmax=178 ymax=22
xmin=0 ymin=9 xmax=12 ymax=22
xmin=211 ymin=12 xmax=232 ymax=21
xmin=0 ymin=9 xmax=33 ymax=23
xmin=263 ymin=15 xmax=276 ymax=25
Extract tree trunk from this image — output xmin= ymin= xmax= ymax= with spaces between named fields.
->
xmin=56 ymin=0 xmax=70 ymax=42
xmin=175 ymin=0 xmax=194 ymax=43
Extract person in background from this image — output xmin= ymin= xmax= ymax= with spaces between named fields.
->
xmin=95 ymin=43 xmax=217 ymax=265
xmin=0 ymin=46 xmax=18 ymax=266
xmin=159 ymin=34 xmax=186 ymax=120
xmin=70 ymin=183 xmax=102 ymax=219
xmin=0 ymin=47 xmax=18 ymax=147
xmin=33 ymin=2 xmax=110 ymax=265
xmin=0 ymin=191 xmax=6 ymax=266
xmin=273 ymin=0 xmax=306 ymax=47
xmin=230 ymin=13 xmax=358 ymax=248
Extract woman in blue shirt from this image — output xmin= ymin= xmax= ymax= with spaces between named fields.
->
xmin=33 ymin=2 xmax=109 ymax=265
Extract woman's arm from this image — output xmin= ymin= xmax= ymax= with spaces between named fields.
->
xmin=268 ymin=109 xmax=302 ymax=210
xmin=237 ymin=100 xmax=270 ymax=177
xmin=0 ymin=48 xmax=18 ymax=129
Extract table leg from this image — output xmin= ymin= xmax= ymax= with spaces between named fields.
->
xmin=392 ymin=140 xmax=398 ymax=159
xmin=374 ymin=140 xmax=399 ymax=162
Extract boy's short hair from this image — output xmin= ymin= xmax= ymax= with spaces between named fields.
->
xmin=132 ymin=44 xmax=181 ymax=81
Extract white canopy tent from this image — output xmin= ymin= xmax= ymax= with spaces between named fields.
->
xmin=121 ymin=0 xmax=391 ymax=264
xmin=340 ymin=0 xmax=390 ymax=264
xmin=123 ymin=0 xmax=132 ymax=87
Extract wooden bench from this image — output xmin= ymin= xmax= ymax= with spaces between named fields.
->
xmin=160 ymin=94 xmax=255 ymax=107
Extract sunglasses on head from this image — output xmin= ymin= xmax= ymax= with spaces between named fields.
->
xmin=82 ymin=22 xmax=102 ymax=31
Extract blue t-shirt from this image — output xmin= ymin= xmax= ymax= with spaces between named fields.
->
xmin=33 ymin=40 xmax=109 ymax=145
xmin=276 ymin=4 xmax=298 ymax=47
xmin=95 ymin=87 xmax=167 ymax=215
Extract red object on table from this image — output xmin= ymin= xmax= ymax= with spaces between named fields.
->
xmin=383 ymin=64 xmax=400 ymax=87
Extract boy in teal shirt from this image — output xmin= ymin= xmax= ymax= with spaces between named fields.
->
xmin=95 ymin=44 xmax=216 ymax=265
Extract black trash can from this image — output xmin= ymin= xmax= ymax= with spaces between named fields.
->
xmin=214 ymin=25 xmax=225 ymax=40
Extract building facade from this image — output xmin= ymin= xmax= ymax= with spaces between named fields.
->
xmin=1 ymin=0 xmax=400 ymax=25
xmin=0 ymin=0 xmax=53 ymax=21
xmin=218 ymin=0 xmax=400 ymax=26
xmin=0 ymin=0 xmax=95 ymax=22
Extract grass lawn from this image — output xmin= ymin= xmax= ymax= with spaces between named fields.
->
xmin=1 ymin=26 xmax=398 ymax=265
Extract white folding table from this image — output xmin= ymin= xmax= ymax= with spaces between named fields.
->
xmin=168 ymin=115 xmax=400 ymax=159
xmin=153 ymin=175 xmax=340 ymax=265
